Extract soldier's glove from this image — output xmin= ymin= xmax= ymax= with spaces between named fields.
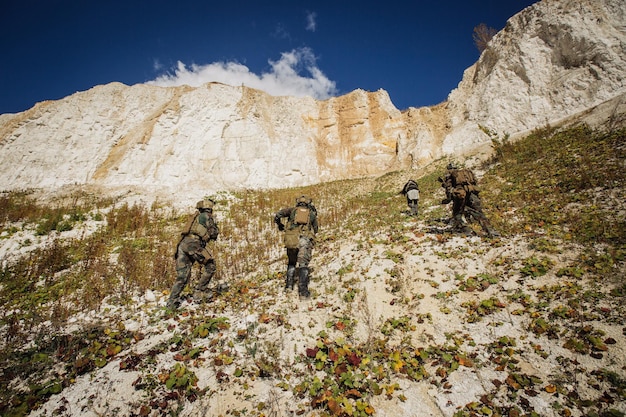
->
xmin=277 ymin=225 xmax=285 ymax=232
xmin=441 ymin=198 xmax=451 ymax=205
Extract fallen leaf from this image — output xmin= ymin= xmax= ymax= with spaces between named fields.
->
xmin=458 ymin=356 xmax=474 ymax=368
xmin=306 ymin=348 xmax=319 ymax=358
xmin=345 ymin=389 xmax=362 ymax=399
xmin=505 ymin=375 xmax=521 ymax=390
xmin=347 ymin=352 xmax=361 ymax=366
xmin=327 ymin=398 xmax=341 ymax=415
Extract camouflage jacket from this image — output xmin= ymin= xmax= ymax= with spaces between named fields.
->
xmin=274 ymin=205 xmax=319 ymax=237
xmin=186 ymin=210 xmax=219 ymax=244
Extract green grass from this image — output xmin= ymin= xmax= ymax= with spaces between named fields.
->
xmin=482 ymin=125 xmax=626 ymax=245
xmin=0 ymin=123 xmax=624 ymax=417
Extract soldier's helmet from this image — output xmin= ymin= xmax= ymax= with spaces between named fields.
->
xmin=196 ymin=199 xmax=215 ymax=210
xmin=447 ymin=163 xmax=457 ymax=170
xmin=295 ymin=195 xmax=312 ymax=206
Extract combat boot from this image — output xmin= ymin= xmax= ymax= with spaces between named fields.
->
xmin=486 ymin=227 xmax=501 ymax=238
xmin=166 ymin=299 xmax=180 ymax=311
xmin=192 ymin=289 xmax=214 ymax=303
xmin=298 ymin=267 xmax=311 ymax=298
xmin=451 ymin=214 xmax=473 ymax=235
xmin=216 ymin=282 xmax=229 ymax=293
xmin=285 ymin=266 xmax=296 ymax=292
xmin=478 ymin=219 xmax=500 ymax=238
xmin=450 ymin=214 xmax=464 ymax=230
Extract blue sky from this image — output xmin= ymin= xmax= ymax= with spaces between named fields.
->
xmin=0 ymin=0 xmax=537 ymax=115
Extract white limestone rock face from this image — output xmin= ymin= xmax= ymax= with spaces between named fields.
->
xmin=0 ymin=82 xmax=177 ymax=190
xmin=443 ymin=0 xmax=626 ymax=155
xmin=0 ymin=0 xmax=625 ymax=199
xmin=0 ymin=83 xmax=403 ymax=198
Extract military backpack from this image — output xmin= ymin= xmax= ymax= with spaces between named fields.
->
xmin=453 ymin=169 xmax=477 ymax=185
xmin=181 ymin=212 xmax=217 ymax=241
xmin=293 ymin=206 xmax=311 ymax=225
xmin=283 ymin=206 xmax=312 ymax=249
xmin=181 ymin=213 xmax=198 ymax=236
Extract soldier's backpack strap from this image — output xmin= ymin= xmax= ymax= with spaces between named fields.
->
xmin=181 ymin=213 xmax=198 ymax=236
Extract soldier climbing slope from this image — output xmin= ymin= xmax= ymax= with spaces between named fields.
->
xmin=400 ymin=179 xmax=420 ymax=216
xmin=166 ymin=199 xmax=221 ymax=310
xmin=274 ymin=195 xmax=319 ymax=299
xmin=439 ymin=164 xmax=500 ymax=237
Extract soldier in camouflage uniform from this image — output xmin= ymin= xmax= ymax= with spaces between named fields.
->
xmin=439 ymin=164 xmax=500 ymax=237
xmin=166 ymin=199 xmax=220 ymax=310
xmin=274 ymin=195 xmax=319 ymax=298
xmin=400 ymin=179 xmax=420 ymax=216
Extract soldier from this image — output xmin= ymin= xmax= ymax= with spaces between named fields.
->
xmin=166 ymin=199 xmax=220 ymax=310
xmin=400 ymin=179 xmax=420 ymax=216
xmin=439 ymin=164 xmax=500 ymax=237
xmin=274 ymin=195 xmax=319 ymax=298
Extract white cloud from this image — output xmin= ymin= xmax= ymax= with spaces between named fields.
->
xmin=306 ymin=11 xmax=317 ymax=32
xmin=147 ymin=47 xmax=337 ymax=100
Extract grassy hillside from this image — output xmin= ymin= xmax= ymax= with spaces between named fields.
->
xmin=0 ymin=124 xmax=624 ymax=417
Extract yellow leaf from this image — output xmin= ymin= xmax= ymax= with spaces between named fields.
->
xmin=393 ymin=360 xmax=404 ymax=372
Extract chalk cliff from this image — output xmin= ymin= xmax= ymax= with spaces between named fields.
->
xmin=0 ymin=0 xmax=624 ymax=201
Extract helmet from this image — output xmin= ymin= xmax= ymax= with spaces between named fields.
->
xmin=295 ymin=195 xmax=312 ymax=206
xmin=196 ymin=199 xmax=215 ymax=210
xmin=447 ymin=163 xmax=457 ymax=170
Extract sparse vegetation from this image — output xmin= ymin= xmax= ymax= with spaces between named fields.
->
xmin=0 ymin=124 xmax=624 ymax=416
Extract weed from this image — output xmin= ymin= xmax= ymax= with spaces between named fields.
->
xmin=0 ymin=124 xmax=624 ymax=417
xmin=520 ymin=256 xmax=554 ymax=277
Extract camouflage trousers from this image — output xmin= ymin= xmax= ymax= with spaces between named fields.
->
xmin=451 ymin=187 xmax=496 ymax=235
xmin=286 ymin=236 xmax=314 ymax=268
xmin=167 ymin=235 xmax=215 ymax=308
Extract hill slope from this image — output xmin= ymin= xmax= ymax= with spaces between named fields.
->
xmin=1 ymin=123 xmax=624 ymax=417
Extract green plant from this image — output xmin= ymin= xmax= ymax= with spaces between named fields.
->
xmin=520 ymin=256 xmax=554 ymax=277
xmin=162 ymin=363 xmax=199 ymax=392
xmin=380 ymin=316 xmax=414 ymax=336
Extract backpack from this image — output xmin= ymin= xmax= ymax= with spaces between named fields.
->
xmin=453 ymin=169 xmax=477 ymax=185
xmin=283 ymin=206 xmax=311 ymax=249
xmin=181 ymin=213 xmax=198 ymax=236
xmin=293 ymin=206 xmax=311 ymax=226
xmin=181 ymin=212 xmax=217 ymax=241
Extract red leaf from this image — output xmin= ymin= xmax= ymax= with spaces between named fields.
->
xmin=334 ymin=363 xmax=348 ymax=376
xmin=306 ymin=347 xmax=319 ymax=358
xmin=347 ymin=352 xmax=361 ymax=366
